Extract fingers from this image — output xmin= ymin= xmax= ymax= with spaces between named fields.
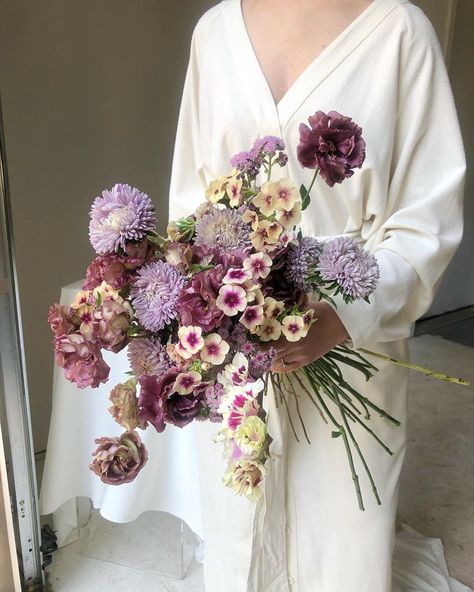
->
xmin=272 ymin=359 xmax=305 ymax=373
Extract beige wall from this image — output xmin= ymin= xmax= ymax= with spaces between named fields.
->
xmin=0 ymin=0 xmax=471 ymax=491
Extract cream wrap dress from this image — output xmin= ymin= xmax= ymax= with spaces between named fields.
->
xmin=167 ymin=0 xmax=468 ymax=590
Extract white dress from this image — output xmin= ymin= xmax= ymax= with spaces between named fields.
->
xmin=167 ymin=1 xmax=468 ymax=591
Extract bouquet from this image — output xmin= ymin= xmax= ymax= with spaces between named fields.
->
xmin=49 ymin=110 xmax=468 ymax=510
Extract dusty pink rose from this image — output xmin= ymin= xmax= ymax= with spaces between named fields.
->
xmin=94 ymin=299 xmax=133 ymax=353
xmin=54 ymin=332 xmax=110 ymax=388
xmin=48 ymin=303 xmax=77 ymax=335
xmin=137 ymin=368 xmax=180 ymax=433
xmin=297 ymin=110 xmax=366 ymax=187
xmin=108 ymin=378 xmax=147 ymax=431
xmin=89 ymin=430 xmax=148 ymax=485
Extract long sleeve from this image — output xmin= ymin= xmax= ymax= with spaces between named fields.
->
xmin=168 ymin=18 xmax=207 ymax=222
xmin=325 ymin=5 xmax=467 ymax=351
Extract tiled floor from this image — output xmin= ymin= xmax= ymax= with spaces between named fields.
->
xmin=43 ymin=331 xmax=474 ymax=591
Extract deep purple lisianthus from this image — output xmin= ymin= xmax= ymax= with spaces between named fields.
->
xmin=165 ymin=392 xmax=203 ymax=428
xmin=316 ymin=236 xmax=380 ymax=300
xmin=53 ymin=332 xmax=110 ymax=388
xmin=284 ymin=236 xmax=324 ymax=292
xmin=89 ymin=430 xmax=148 ymax=485
xmin=89 ymin=183 xmax=156 ymax=255
xmin=297 ymin=111 xmax=366 ymax=187
xmin=130 ymin=260 xmax=186 ymax=331
xmin=178 ymin=266 xmax=226 ymax=332
xmin=137 ymin=367 xmax=180 ymax=433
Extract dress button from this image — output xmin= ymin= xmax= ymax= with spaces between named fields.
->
xmin=285 ymin=524 xmax=291 ymax=535
xmin=288 ymin=575 xmax=295 ymax=585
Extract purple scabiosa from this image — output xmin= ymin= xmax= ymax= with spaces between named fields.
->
xmin=127 ymin=337 xmax=172 ymax=378
xmin=284 ymin=236 xmax=324 ymax=292
xmin=130 ymin=260 xmax=186 ymax=331
xmin=194 ymin=208 xmax=251 ymax=253
xmin=316 ymin=236 xmax=380 ymax=301
xmin=297 ymin=111 xmax=366 ymax=187
xmin=89 ymin=183 xmax=156 ymax=255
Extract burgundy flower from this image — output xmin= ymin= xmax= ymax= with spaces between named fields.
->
xmin=165 ymin=392 xmax=203 ymax=428
xmin=137 ymin=368 xmax=180 ymax=433
xmin=297 ymin=110 xmax=366 ymax=187
xmin=53 ymin=332 xmax=110 ymax=388
xmin=89 ymin=430 xmax=148 ymax=485
xmin=178 ymin=266 xmax=226 ymax=332
xmin=83 ymin=238 xmax=153 ymax=291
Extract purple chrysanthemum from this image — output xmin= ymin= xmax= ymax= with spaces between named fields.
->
xmin=284 ymin=236 xmax=324 ymax=292
xmin=89 ymin=183 xmax=156 ymax=255
xmin=130 ymin=260 xmax=186 ymax=331
xmin=194 ymin=208 xmax=250 ymax=252
xmin=127 ymin=337 xmax=172 ymax=378
xmin=316 ymin=236 xmax=380 ymax=300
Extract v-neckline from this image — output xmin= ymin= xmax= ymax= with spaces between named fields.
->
xmin=232 ymin=0 xmax=385 ymax=125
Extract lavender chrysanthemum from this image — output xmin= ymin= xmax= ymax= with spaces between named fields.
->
xmin=316 ymin=236 xmax=380 ymax=300
xmin=127 ymin=337 xmax=172 ymax=378
xmin=194 ymin=208 xmax=250 ymax=252
xmin=89 ymin=183 xmax=156 ymax=255
xmin=130 ymin=260 xmax=186 ymax=331
xmin=284 ymin=236 xmax=324 ymax=292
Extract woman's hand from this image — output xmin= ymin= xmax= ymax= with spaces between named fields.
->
xmin=266 ymin=302 xmax=350 ymax=373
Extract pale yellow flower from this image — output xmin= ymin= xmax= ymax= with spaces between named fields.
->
xmin=226 ymin=176 xmax=243 ymax=207
xmin=257 ymin=318 xmax=282 ymax=341
xmin=277 ymin=201 xmax=302 ymax=229
xmin=272 ymin=177 xmax=300 ymax=211
xmin=250 ymin=220 xmax=282 ymax=250
xmin=242 ymin=208 xmax=260 ymax=231
xmin=205 ymin=177 xmax=226 ymax=203
xmin=252 ymin=180 xmax=276 ymax=216
xmin=263 ymin=297 xmax=285 ymax=320
xmin=281 ymin=315 xmax=308 ymax=342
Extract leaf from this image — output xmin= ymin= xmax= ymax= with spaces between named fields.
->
xmin=300 ymin=184 xmax=311 ymax=211
xmin=331 ymin=430 xmax=342 ymax=438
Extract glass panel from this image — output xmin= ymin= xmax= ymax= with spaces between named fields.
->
xmin=0 ymin=93 xmax=43 ymax=588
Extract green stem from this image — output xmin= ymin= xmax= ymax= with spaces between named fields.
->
xmin=360 ymin=348 xmax=470 ymax=386
xmin=303 ymin=367 xmax=365 ymax=511
xmin=306 ymin=168 xmax=319 ymax=195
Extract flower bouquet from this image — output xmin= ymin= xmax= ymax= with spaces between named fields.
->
xmin=49 ymin=110 xmax=468 ymax=510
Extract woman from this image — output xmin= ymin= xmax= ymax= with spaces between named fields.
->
xmin=168 ymin=0 xmax=468 ymax=590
